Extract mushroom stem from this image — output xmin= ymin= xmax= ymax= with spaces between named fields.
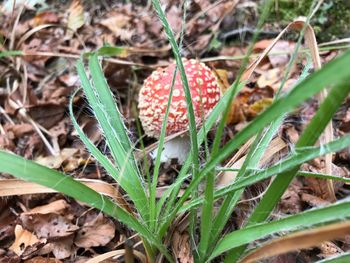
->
xmin=150 ymin=135 xmax=191 ymax=165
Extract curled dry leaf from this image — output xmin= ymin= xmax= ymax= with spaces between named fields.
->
xmin=9 ymin=225 xmax=43 ymax=256
xmin=99 ymin=12 xmax=133 ymax=41
xmin=35 ymin=148 xmax=79 ymax=169
xmin=23 ymin=200 xmax=69 ymax=215
xmin=74 ymin=213 xmax=115 ymax=248
xmin=35 ymin=148 xmax=76 ymax=168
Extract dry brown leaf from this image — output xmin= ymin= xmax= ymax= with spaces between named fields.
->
xmin=247 ymin=97 xmax=273 ymax=117
xmin=9 ymin=225 xmax=42 ymax=256
xmin=254 ymin=40 xmax=293 ymax=67
xmin=4 ymin=123 xmax=34 ymax=137
xmin=39 ymin=236 xmax=75 ymax=259
xmin=239 ymin=221 xmax=350 ymax=263
xmin=74 ymin=213 xmax=115 ymax=248
xmin=340 ymin=107 xmax=350 ymax=132
xmin=301 ymin=193 xmax=330 ymax=207
xmin=24 ymin=200 xmax=69 ymax=215
xmin=99 ymin=12 xmax=133 ymax=40
xmin=218 ymin=136 xmax=287 ymax=188
xmin=33 ymin=11 xmax=59 ymax=26
xmin=318 ymin=241 xmax=343 ymax=259
xmin=20 ymin=213 xmax=79 ymax=239
xmin=0 ymin=179 xmax=133 ymax=214
xmin=27 ymin=104 xmax=65 ymax=129
xmin=67 ymin=0 xmax=85 ymax=33
xmin=35 ymin=148 xmax=78 ymax=169
xmin=0 ymin=133 xmax=16 ymax=151
xmin=172 ymin=231 xmax=193 ymax=263
xmin=0 ymin=209 xmax=16 ymax=244
xmin=257 ymin=68 xmax=281 ymax=88
xmin=303 ymin=163 xmax=347 ymax=200
xmin=279 ymin=180 xmax=303 ymax=214
xmin=24 ymin=256 xmax=62 ymax=263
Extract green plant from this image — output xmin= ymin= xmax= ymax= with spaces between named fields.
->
xmin=1 ymin=1 xmax=350 ymax=262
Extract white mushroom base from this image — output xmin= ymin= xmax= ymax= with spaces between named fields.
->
xmin=150 ymin=135 xmax=191 ymax=165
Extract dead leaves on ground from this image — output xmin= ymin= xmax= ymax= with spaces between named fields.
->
xmin=1 ymin=0 xmax=350 ymax=262
xmin=5 ymin=200 xmax=117 ymax=260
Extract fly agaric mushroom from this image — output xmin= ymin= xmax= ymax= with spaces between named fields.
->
xmin=138 ymin=58 xmax=221 ymax=164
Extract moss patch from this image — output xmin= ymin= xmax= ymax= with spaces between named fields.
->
xmin=269 ymin=0 xmax=350 ymax=42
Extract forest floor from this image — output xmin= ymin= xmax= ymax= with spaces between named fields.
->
xmin=0 ymin=0 xmax=350 ymax=262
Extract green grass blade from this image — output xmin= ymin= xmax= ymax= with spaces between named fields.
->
xmin=210 ymin=13 xmax=315 ymax=254
xmin=180 ymin=133 xmax=350 ymax=212
xmin=208 ymin=118 xmax=282 ymax=256
xmin=158 ymin=49 xmax=350 ymax=237
xmin=200 ymin=50 xmax=350 ymax=179
xmin=247 ymin=81 xmax=350 ymax=226
xmin=83 ymin=46 xmax=128 ymax=57
xmin=226 ymin=80 xmax=350 ymax=260
xmin=0 ymin=50 xmax=22 ymax=58
xmin=150 ymin=67 xmax=177 ymax=231
xmin=157 ymin=82 xmax=245 ymax=234
xmin=209 ymin=200 xmax=350 ymax=260
xmin=76 ymin=58 xmax=149 ymax=220
xmin=151 ymin=0 xmax=200 ymax=193
xmin=69 ymin=89 xmax=121 ymax=180
xmin=88 ymin=53 xmax=133 ymax=154
xmin=217 ymin=168 xmax=350 ymax=184
xmin=197 ymin=1 xmax=274 ymax=257
xmin=0 ymin=151 xmax=174 ymax=262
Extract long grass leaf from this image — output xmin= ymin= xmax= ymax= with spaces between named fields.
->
xmin=0 ymin=151 xmax=173 ymax=262
xmin=227 ymin=80 xmax=350 ymax=260
xmin=151 ymin=0 xmax=200 ymax=200
xmin=209 ymin=200 xmax=350 ymax=260
xmin=158 ymin=49 xmax=350 ymax=236
xmin=181 ymin=133 xmax=350 ymax=212
xmin=247 ymin=81 xmax=350 ymax=225
xmin=76 ymin=59 xmax=149 ymax=220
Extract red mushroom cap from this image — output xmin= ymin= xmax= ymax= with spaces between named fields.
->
xmin=138 ymin=59 xmax=221 ymax=138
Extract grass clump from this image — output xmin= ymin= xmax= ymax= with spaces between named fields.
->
xmin=1 ymin=0 xmax=350 ymax=262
